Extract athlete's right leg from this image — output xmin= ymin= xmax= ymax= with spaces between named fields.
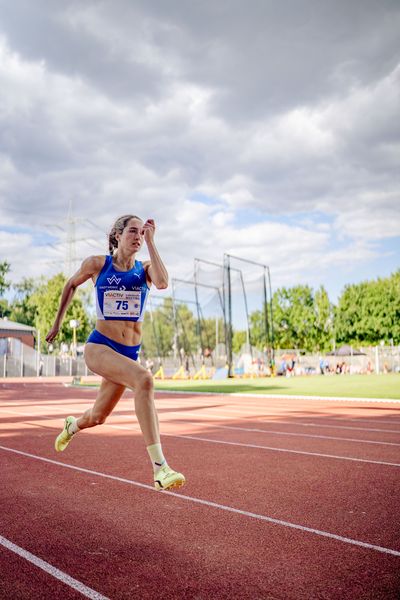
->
xmin=77 ymin=378 xmax=126 ymax=430
xmin=84 ymin=343 xmax=160 ymax=446
xmin=84 ymin=343 xmax=185 ymax=490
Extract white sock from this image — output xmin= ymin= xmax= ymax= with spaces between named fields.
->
xmin=69 ymin=417 xmax=80 ymax=434
xmin=146 ymin=443 xmax=167 ymax=473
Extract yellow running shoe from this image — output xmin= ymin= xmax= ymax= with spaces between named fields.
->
xmin=154 ymin=465 xmax=186 ymax=491
xmin=55 ymin=416 xmax=76 ymax=452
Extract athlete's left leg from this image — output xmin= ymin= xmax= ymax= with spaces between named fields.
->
xmin=54 ymin=378 xmax=125 ymax=451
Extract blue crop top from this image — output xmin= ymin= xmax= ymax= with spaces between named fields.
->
xmin=95 ymin=255 xmax=150 ymax=322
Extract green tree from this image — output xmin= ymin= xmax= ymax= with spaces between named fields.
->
xmin=142 ymin=298 xmax=175 ymax=358
xmin=141 ymin=299 xmax=226 ymax=360
xmin=335 ymin=283 xmax=364 ymax=344
xmin=232 ymin=330 xmax=247 ymax=354
xmin=174 ymin=303 xmax=198 ymax=357
xmin=272 ymin=285 xmax=316 ymax=351
xmin=335 ymin=271 xmax=400 ymax=345
xmin=269 ymin=285 xmax=334 ymax=352
xmin=8 ymin=277 xmax=40 ymax=326
xmin=248 ymin=308 xmax=269 ymax=350
xmin=0 ymin=298 xmax=10 ymax=318
xmin=314 ymin=286 xmax=334 ymax=351
xmin=0 ymin=261 xmax=11 ymax=296
xmin=0 ymin=261 xmax=11 ymax=317
xmin=141 ymin=298 xmax=198 ymax=359
xmin=197 ymin=317 xmax=225 ymax=354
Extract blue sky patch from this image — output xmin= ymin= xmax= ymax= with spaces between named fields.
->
xmin=1 ymin=225 xmax=58 ymax=247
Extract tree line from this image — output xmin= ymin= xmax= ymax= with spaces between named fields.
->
xmin=0 ymin=261 xmax=398 ymax=354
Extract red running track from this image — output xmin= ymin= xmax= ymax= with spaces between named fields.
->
xmin=1 ymin=381 xmax=399 ymax=599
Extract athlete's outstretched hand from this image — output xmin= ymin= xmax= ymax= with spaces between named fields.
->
xmin=143 ymin=219 xmax=156 ymax=244
xmin=46 ymin=324 xmax=60 ymax=343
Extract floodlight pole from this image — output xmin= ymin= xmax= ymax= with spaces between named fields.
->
xmin=194 ymin=258 xmax=230 ymax=366
xmin=225 ymin=254 xmax=233 ymax=377
xmin=193 ymin=263 xmax=205 ymax=361
xmin=148 ymin=297 xmax=162 ymax=365
xmin=171 ymin=279 xmax=180 ymax=363
xmin=266 ymin=265 xmax=275 ymax=363
xmin=223 ymin=253 xmax=253 ymax=358
xmin=262 ymin=266 xmax=270 ymax=360
xmin=195 ymin=257 xmax=247 ymax=377
xmin=238 ymin=270 xmax=252 ymax=350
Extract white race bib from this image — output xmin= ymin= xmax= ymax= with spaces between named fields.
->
xmin=103 ymin=290 xmax=141 ymax=318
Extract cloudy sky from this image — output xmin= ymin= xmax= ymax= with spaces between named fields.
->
xmin=0 ymin=0 xmax=399 ymax=319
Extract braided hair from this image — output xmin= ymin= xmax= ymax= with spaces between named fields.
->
xmin=108 ymin=214 xmax=142 ymax=255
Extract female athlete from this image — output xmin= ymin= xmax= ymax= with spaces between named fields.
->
xmin=46 ymin=214 xmax=185 ymax=491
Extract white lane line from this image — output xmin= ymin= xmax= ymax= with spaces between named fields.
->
xmin=300 ymin=417 xmax=400 ymax=426
xmin=255 ymin=422 xmax=400 ymax=434
xmin=152 ymin=413 xmax=400 ymax=446
xmin=195 ymin=404 xmax=400 ymax=422
xmin=155 ymin=398 xmax=400 ymax=426
xmin=3 ymin=399 xmax=400 ymax=429
xmin=156 ymin=389 xmax=400 ymax=403
xmin=158 ymin=411 xmax=400 ymax=434
xmin=0 ymin=408 xmax=54 ymax=417
xmin=156 ymin=404 xmax=400 ymax=428
xmin=234 ymin=393 xmax=400 ymax=404
xmin=0 ymin=534 xmax=109 ymax=600
xmin=1 ymin=445 xmax=399 ymax=558
xmin=189 ymin=423 xmax=400 ymax=446
xmin=105 ymin=422 xmax=400 ymax=468
xmin=162 ymin=433 xmax=400 ymax=468
xmin=3 ymin=403 xmax=400 ymax=435
xmin=2 ymin=408 xmax=398 ymax=468
xmin=0 ymin=399 xmax=89 ymax=406
xmin=159 ymin=407 xmax=400 ymax=433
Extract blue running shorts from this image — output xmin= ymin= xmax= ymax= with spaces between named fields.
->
xmin=86 ymin=330 xmax=141 ymax=361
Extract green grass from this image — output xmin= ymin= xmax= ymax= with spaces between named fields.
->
xmin=154 ymin=373 xmax=400 ymax=399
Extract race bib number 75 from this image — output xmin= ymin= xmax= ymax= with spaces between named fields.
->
xmin=103 ymin=290 xmax=141 ymax=318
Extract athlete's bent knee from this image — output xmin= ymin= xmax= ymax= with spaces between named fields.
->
xmin=138 ymin=371 xmax=154 ymax=392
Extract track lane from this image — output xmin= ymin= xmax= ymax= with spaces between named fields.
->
xmin=1 ymin=413 xmax=399 ymax=555
xmin=158 ymin=422 xmax=400 ymax=464
xmin=3 ymin=391 xmax=400 ymax=452
xmin=1 ymin=444 xmax=400 ymax=600
xmin=3 ymin=402 xmax=400 ymax=468
xmin=1 ymin=383 xmax=400 ymax=599
xmin=2 ymin=394 xmax=400 ymax=544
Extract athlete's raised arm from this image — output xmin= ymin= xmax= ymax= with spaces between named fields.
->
xmin=143 ymin=219 xmax=168 ymax=289
xmin=46 ymin=255 xmax=105 ymax=343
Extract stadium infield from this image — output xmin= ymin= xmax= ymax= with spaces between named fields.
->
xmin=154 ymin=373 xmax=400 ymax=400
xmin=65 ymin=373 xmax=400 ymax=400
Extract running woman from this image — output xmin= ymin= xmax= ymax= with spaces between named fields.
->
xmin=46 ymin=215 xmax=185 ymax=491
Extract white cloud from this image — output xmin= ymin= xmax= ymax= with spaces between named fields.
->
xmin=334 ymin=193 xmax=400 ymax=241
xmin=0 ymin=1 xmax=399 ymax=303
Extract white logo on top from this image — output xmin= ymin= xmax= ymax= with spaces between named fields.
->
xmin=107 ymin=275 xmax=121 ymax=285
